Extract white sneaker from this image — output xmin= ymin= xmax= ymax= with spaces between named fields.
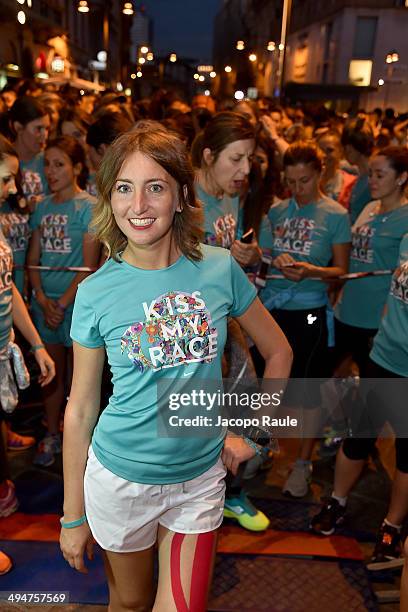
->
xmin=282 ymin=461 xmax=312 ymax=497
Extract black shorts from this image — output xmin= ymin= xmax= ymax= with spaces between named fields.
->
xmin=342 ymin=358 xmax=408 ymax=472
xmin=251 ymin=306 xmax=329 ymax=408
xmin=331 ymin=318 xmax=377 ymax=376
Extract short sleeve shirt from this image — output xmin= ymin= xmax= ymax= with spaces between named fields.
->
xmin=0 ymin=229 xmax=13 ymax=350
xmin=264 ymin=196 xmax=351 ymax=309
xmin=70 ymin=245 xmax=257 ymax=484
xmin=29 ymin=192 xmax=95 ymax=298
xmin=197 ymin=185 xmax=239 ymax=249
xmin=0 ymin=202 xmax=30 ymax=294
xmin=335 ymin=202 xmax=408 ymax=329
xmin=20 ymin=153 xmax=49 ymax=208
xmin=370 ymin=234 xmax=408 ymax=376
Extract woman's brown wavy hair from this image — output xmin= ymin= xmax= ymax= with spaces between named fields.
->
xmin=92 ymin=128 xmax=204 ymax=261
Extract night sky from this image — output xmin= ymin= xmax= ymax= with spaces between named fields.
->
xmin=144 ymin=0 xmax=221 ymax=63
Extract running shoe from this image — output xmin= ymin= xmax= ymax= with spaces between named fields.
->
xmin=0 ymin=480 xmax=18 ymax=518
xmin=282 ymin=461 xmax=312 ymax=498
xmin=33 ymin=434 xmax=62 ymax=467
xmin=7 ymin=426 xmax=36 ymax=451
xmin=366 ymin=522 xmax=403 ymax=570
xmin=309 ymin=497 xmax=346 ymax=535
xmin=224 ymin=491 xmax=270 ymax=531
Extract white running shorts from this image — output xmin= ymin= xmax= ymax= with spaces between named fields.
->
xmin=84 ymin=446 xmax=226 ymax=552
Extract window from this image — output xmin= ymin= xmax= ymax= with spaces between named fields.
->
xmin=353 ymin=17 xmax=377 ymax=58
xmin=349 ymin=59 xmax=372 ymax=86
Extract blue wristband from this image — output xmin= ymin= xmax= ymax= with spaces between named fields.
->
xmin=243 ymin=436 xmax=263 ymax=456
xmin=60 ymin=514 xmax=87 ymax=529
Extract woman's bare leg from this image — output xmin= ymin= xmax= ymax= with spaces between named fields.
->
xmin=103 ymin=546 xmax=155 ymax=612
xmin=154 ymin=525 xmax=217 ymax=612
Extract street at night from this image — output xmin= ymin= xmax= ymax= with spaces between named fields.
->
xmin=0 ymin=1 xmax=408 ymax=610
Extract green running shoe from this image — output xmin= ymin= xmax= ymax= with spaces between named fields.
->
xmin=224 ymin=491 xmax=270 ymax=531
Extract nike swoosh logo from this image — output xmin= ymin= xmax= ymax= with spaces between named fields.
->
xmin=183 ymin=372 xmax=194 ymax=377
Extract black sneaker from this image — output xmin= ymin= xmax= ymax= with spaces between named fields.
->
xmin=366 ymin=522 xmax=403 ymax=571
xmin=310 ymin=497 xmax=346 ymax=535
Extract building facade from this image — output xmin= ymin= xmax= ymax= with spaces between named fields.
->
xmin=213 ymin=0 xmax=408 ymax=111
xmin=285 ymin=0 xmax=408 ymax=111
xmin=0 ymin=0 xmax=130 ymax=90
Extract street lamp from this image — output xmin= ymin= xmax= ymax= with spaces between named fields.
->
xmin=384 ymin=49 xmax=399 ymax=108
xmin=236 ymin=40 xmax=245 ymax=51
xmin=131 ymin=72 xmax=136 ymax=79
xmin=138 ymin=57 xmax=145 ymax=64
xmin=249 ymin=53 xmax=257 ymax=62
xmin=17 ymin=10 xmax=26 ymax=23
xmin=267 ymin=41 xmax=276 ymax=51
xmin=136 ymin=70 xmax=142 ymax=78
xmin=169 ymin=53 xmax=177 ymax=62
xmin=378 ymin=78 xmax=384 ymax=86
xmin=386 ymin=50 xmax=399 ymax=64
xmin=224 ymin=65 xmax=232 ymax=73
xmin=146 ymin=52 xmax=154 ymax=61
xmin=199 ymin=75 xmax=205 ymax=82
xmin=210 ymin=71 xmax=216 ymax=78
xmin=140 ymin=46 xmax=149 ymax=54
xmin=122 ymin=2 xmax=134 ymax=15
xmin=77 ymin=0 xmax=89 ymax=13
xmin=194 ymin=73 xmax=199 ymax=80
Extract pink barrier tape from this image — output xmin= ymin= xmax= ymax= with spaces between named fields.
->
xmin=13 ymin=264 xmax=97 ymax=272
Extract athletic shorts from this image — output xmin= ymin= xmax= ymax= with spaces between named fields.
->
xmin=272 ymin=306 xmax=329 ymax=408
xmin=30 ymin=299 xmax=73 ymax=348
xmin=84 ymin=446 xmax=226 ymax=553
xmin=331 ymin=318 xmax=377 ymax=376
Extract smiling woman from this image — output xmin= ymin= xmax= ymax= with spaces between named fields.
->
xmin=60 ymin=125 xmax=292 ymax=611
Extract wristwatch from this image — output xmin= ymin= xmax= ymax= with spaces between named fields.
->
xmin=246 ymin=426 xmax=279 ymax=451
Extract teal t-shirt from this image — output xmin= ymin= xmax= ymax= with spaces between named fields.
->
xmin=70 ymin=245 xmax=257 ymax=484
xmin=0 ymin=202 xmax=30 ymax=294
xmin=29 ymin=192 xmax=95 ymax=299
xmin=0 ymin=230 xmax=13 ymax=350
xmin=349 ymin=174 xmax=371 ymax=224
xmin=258 ymin=215 xmax=273 ymax=251
xmin=20 ymin=153 xmax=49 ymax=208
xmin=197 ymin=185 xmax=239 ymax=248
xmin=262 ymin=196 xmax=351 ymax=310
xmin=335 ymin=202 xmax=408 ymax=329
xmin=370 ymin=234 xmax=408 ymax=376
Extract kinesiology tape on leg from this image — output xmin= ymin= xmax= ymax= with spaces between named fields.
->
xmin=170 ymin=533 xmax=189 ymax=612
xmin=170 ymin=531 xmax=216 ymax=612
xmin=189 ymin=531 xmax=216 ymax=612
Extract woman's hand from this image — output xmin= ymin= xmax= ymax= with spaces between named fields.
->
xmin=260 ymin=115 xmax=279 ymax=141
xmin=280 ymin=261 xmax=317 ymax=282
xmin=60 ymin=523 xmax=94 ymax=574
xmin=221 ymin=435 xmax=256 ymax=475
xmin=33 ymin=347 xmax=55 ymax=386
xmin=273 ymin=254 xmax=316 ymax=281
xmin=231 ymin=240 xmax=262 ymax=267
xmin=38 ymin=295 xmax=64 ymax=329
